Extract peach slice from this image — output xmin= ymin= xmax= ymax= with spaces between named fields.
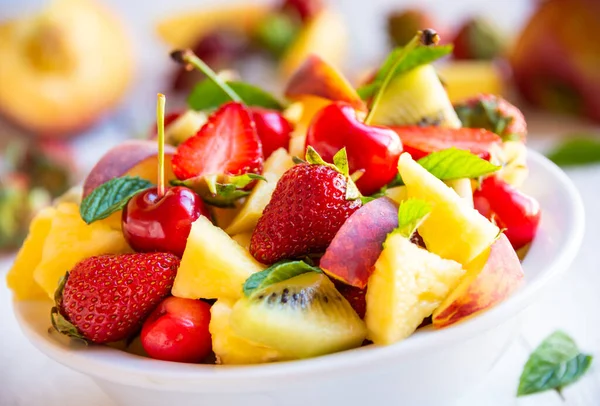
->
xmin=432 ymin=233 xmax=524 ymax=328
xmin=285 ymin=55 xmax=366 ymax=111
xmin=285 ymin=95 xmax=332 ymax=157
xmin=82 ymin=140 xmax=176 ymax=198
xmin=320 ymin=197 xmax=399 ymax=288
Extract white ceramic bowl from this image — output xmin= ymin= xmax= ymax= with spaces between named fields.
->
xmin=13 ymin=149 xmax=584 ymax=406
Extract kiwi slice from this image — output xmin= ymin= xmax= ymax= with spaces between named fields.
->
xmin=230 ymin=272 xmax=367 ymax=359
xmin=369 ymin=64 xmax=461 ymax=128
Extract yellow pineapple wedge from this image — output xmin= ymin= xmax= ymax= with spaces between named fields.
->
xmin=232 ymin=232 xmax=252 ymax=251
xmin=6 ymin=207 xmax=56 ymax=301
xmin=226 ymin=148 xmax=295 ymax=235
xmin=366 ymin=233 xmax=465 ymax=344
xmin=285 ymin=96 xmax=332 ymax=158
xmin=445 ymin=178 xmax=474 ymax=208
xmin=164 ymin=110 xmax=207 ymax=146
xmin=210 ymin=299 xmax=284 ymax=365
xmin=398 ymin=153 xmax=499 ymax=266
xmin=33 ymin=203 xmax=131 ymax=299
xmin=385 ymin=185 xmax=407 ymax=204
xmin=172 ymin=216 xmax=265 ymax=300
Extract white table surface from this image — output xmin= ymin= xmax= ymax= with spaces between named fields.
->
xmin=1 ymin=1 xmax=600 ymax=405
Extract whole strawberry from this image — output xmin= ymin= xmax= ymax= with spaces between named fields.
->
xmin=51 ymin=253 xmax=180 ymax=344
xmin=250 ymin=147 xmax=362 ymax=264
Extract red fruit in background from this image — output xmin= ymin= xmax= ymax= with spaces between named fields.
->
xmin=52 ymin=253 xmax=180 ymax=344
xmin=141 ymin=297 xmax=212 ymax=363
xmin=281 ymin=0 xmax=323 ymax=22
xmin=306 ymin=102 xmax=403 ymax=195
xmin=390 ymin=126 xmax=502 ymax=160
xmin=122 ymin=186 xmax=210 ymax=257
xmin=334 ymin=282 xmax=366 ymax=319
xmin=250 ymin=107 xmax=293 ymax=158
xmin=172 ymin=102 xmax=263 ymax=180
xmin=250 ymin=162 xmax=362 ymax=264
xmin=474 ymin=176 xmax=541 ymax=250
xmin=452 ymin=17 xmax=506 ymax=60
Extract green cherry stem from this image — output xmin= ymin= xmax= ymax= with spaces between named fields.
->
xmin=170 ymin=49 xmax=242 ymax=103
xmin=364 ymin=29 xmax=440 ymax=125
xmin=157 ymin=93 xmax=166 ymax=198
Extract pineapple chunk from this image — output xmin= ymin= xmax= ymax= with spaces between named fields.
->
xmin=398 ymin=153 xmax=499 ymax=266
xmin=6 ymin=207 xmax=56 ymax=301
xmin=33 ymin=203 xmax=131 ymax=299
xmin=446 ymin=178 xmax=474 ymax=208
xmin=496 ymin=140 xmax=528 ymax=188
xmin=285 ymin=96 xmax=331 ymax=158
xmin=385 ymin=185 xmax=407 ymax=204
xmin=232 ymin=232 xmax=252 ymax=250
xmin=172 ymin=216 xmax=265 ymax=300
xmin=225 ymin=148 xmax=295 ymax=235
xmin=366 ymin=234 xmax=465 ymax=344
xmin=165 ymin=110 xmax=207 ymax=146
xmin=210 ymin=299 xmax=283 ymax=365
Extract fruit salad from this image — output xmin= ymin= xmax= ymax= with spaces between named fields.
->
xmin=7 ymin=29 xmax=541 ymax=365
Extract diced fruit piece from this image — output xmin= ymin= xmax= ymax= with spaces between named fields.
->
xmin=6 ymin=207 xmax=55 ymax=301
xmin=496 ymin=140 xmax=528 ymax=187
xmin=280 ymin=10 xmax=347 ymax=79
xmin=452 ymin=17 xmax=506 ymax=61
xmin=433 ymin=233 xmax=524 ymax=328
xmin=334 ymin=282 xmax=367 ymax=319
xmin=211 ymin=206 xmax=240 ymax=229
xmin=390 ymin=126 xmax=502 ymax=160
xmin=172 ymin=216 xmax=265 ymax=300
xmin=33 ymin=203 xmax=131 ymax=299
xmin=387 ymin=9 xmax=437 ymax=47
xmin=436 ymin=61 xmax=505 ymax=103
xmin=230 ymin=272 xmax=366 ymax=358
xmin=281 ymin=0 xmax=324 ymax=23
xmin=164 ymin=110 xmax=207 ymax=146
xmin=209 ymin=299 xmax=284 ymax=364
xmin=250 ymin=158 xmax=361 ymax=264
xmin=226 ymin=148 xmax=295 ymax=235
xmin=52 ymin=252 xmax=179 ymax=344
xmin=141 ymin=297 xmax=212 ymax=363
xmin=473 ymin=176 xmax=541 ymax=250
xmin=320 ymin=197 xmax=398 ymax=288
xmin=398 ymin=153 xmax=499 ymax=266
xmin=446 ymin=178 xmax=473 ymax=208
xmin=251 ymin=108 xmax=293 ymax=159
xmin=285 ymin=54 xmax=366 ymax=111
xmin=82 ymin=140 xmax=176 ymax=198
xmin=368 ymin=65 xmax=461 ymax=128
xmin=285 ymin=95 xmax=332 ymax=157
xmin=366 ymin=233 xmax=464 ymax=344
xmin=385 ymin=185 xmax=408 ymax=204
xmin=172 ymin=102 xmax=263 ymax=180
xmin=232 ymin=232 xmax=252 ymax=250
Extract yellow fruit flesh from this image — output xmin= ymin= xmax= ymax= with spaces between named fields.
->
xmin=226 ymin=148 xmax=295 ymax=235
xmin=496 ymin=140 xmax=528 ymax=188
xmin=285 ymin=96 xmax=332 ymax=158
xmin=385 ymin=185 xmax=407 ymax=204
xmin=436 ymin=61 xmax=504 ymax=103
xmin=6 ymin=207 xmax=56 ymax=301
xmin=210 ymin=299 xmax=283 ymax=365
xmin=165 ymin=110 xmax=207 ymax=145
xmin=232 ymin=232 xmax=252 ymax=251
xmin=366 ymin=234 xmax=465 ymax=344
xmin=172 ymin=216 xmax=264 ymax=300
xmin=398 ymin=153 xmax=499 ymax=266
xmin=33 ymin=203 xmax=131 ymax=299
xmin=445 ymin=178 xmax=474 ymax=208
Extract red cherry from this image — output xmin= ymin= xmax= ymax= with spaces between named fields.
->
xmin=250 ymin=107 xmax=293 ymax=158
xmin=306 ymin=102 xmax=403 ymax=196
xmin=281 ymin=0 xmax=323 ymax=22
xmin=474 ymin=176 xmax=541 ymax=250
xmin=122 ymin=186 xmax=210 ymax=257
xmin=141 ymin=297 xmax=212 ymax=363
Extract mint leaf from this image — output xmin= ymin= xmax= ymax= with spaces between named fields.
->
xmin=358 ymin=45 xmax=453 ymax=100
xmin=518 ymin=331 xmax=593 ymax=397
xmin=188 ymin=80 xmax=284 ymax=111
xmin=417 ymin=148 xmax=500 ymax=180
xmin=79 ymin=176 xmax=153 ymax=224
xmin=243 ymin=260 xmax=322 ymax=296
xmin=547 ymin=137 xmax=600 ymax=167
xmin=395 ymin=198 xmax=431 ymax=238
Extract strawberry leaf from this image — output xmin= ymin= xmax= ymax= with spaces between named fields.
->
xmin=394 ymin=198 xmax=431 ymax=239
xmin=188 ymin=80 xmax=284 ymax=111
xmin=172 ymin=173 xmax=265 ymax=208
xmin=243 ymin=260 xmax=322 ymax=296
xmin=305 ymin=147 xmax=361 ymax=201
xmin=417 ymin=148 xmax=500 ymax=180
xmin=518 ymin=331 xmax=593 ymax=397
xmin=80 ymin=176 xmax=154 ymax=224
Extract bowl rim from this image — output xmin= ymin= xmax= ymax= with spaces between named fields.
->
xmin=13 ymin=148 xmax=585 ymax=390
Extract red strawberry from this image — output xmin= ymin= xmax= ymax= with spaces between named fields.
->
xmin=334 ymin=282 xmax=366 ymax=319
xmin=454 ymin=94 xmax=527 ymax=142
xmin=51 ymin=253 xmax=180 ymax=344
xmin=390 ymin=126 xmax=502 ymax=160
xmin=171 ymin=102 xmax=263 ymax=180
xmin=250 ymin=148 xmax=362 ymax=264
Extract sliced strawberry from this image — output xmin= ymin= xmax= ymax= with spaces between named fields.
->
xmin=172 ymin=102 xmax=263 ymax=180
xmin=390 ymin=126 xmax=502 ymax=160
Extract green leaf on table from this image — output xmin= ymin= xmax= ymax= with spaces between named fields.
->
xmin=547 ymin=137 xmax=600 ymax=167
xmin=517 ymin=331 xmax=593 ymax=397
xmin=79 ymin=176 xmax=154 ymax=224
xmin=188 ymin=79 xmax=284 ymax=111
xmin=357 ymin=45 xmax=453 ymax=100
xmin=417 ymin=148 xmax=500 ymax=180
xmin=243 ymin=260 xmax=322 ymax=296
xmin=394 ymin=198 xmax=432 ymax=239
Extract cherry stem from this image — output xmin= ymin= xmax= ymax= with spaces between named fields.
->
xmin=157 ymin=93 xmax=166 ymax=198
xmin=364 ymin=29 xmax=439 ymax=125
xmin=170 ymin=49 xmax=242 ymax=103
